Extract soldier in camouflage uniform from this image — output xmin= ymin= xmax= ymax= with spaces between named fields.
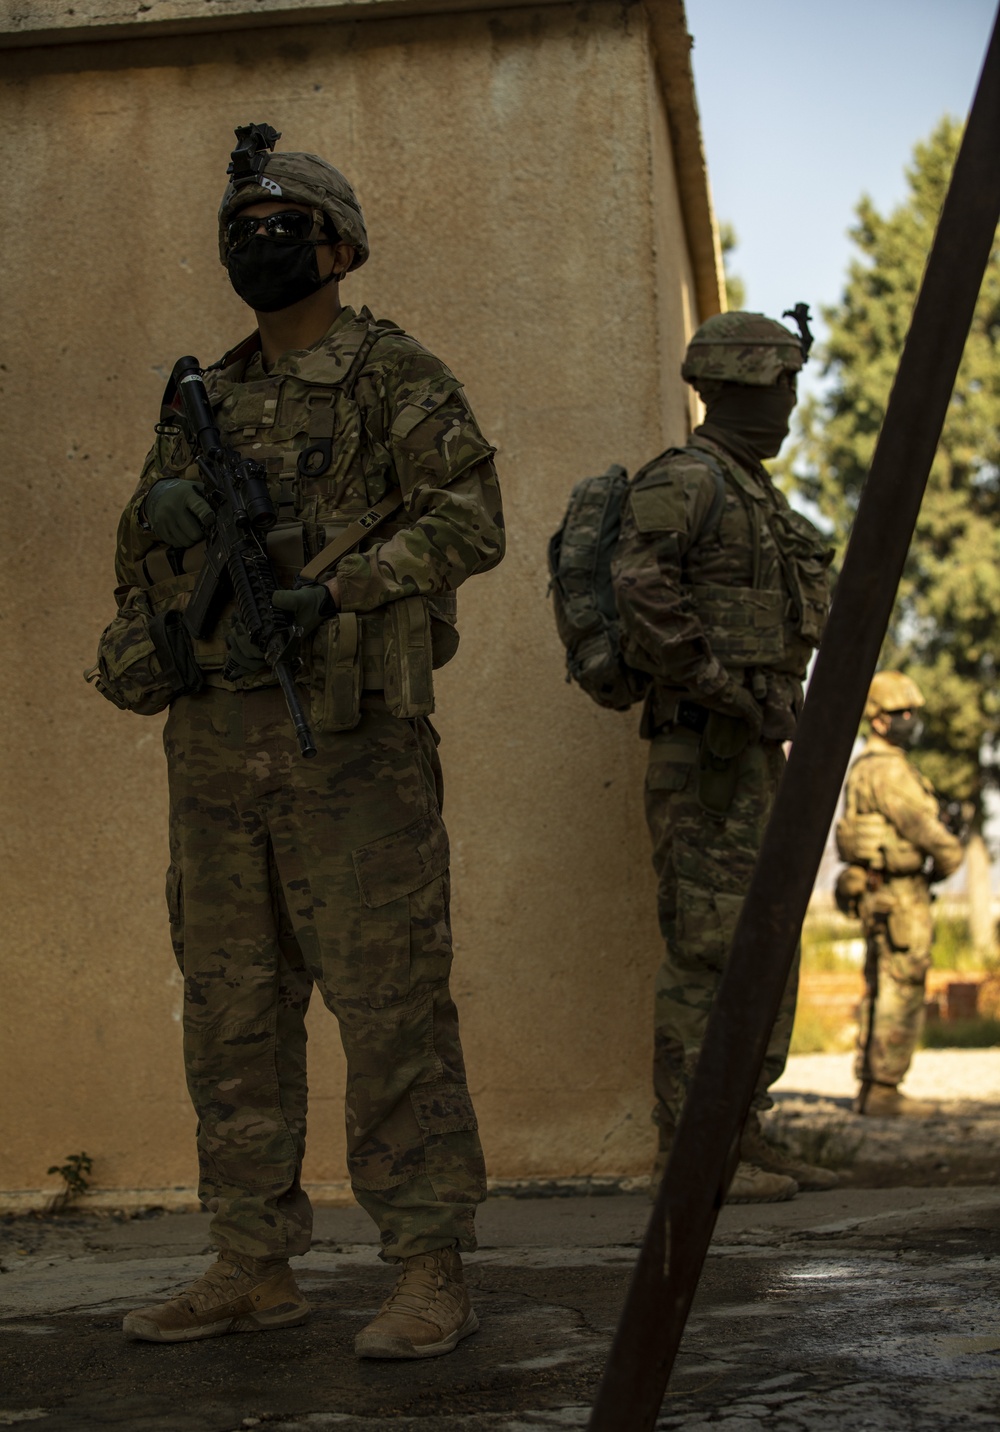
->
xmin=108 ymin=129 xmax=504 ymax=1355
xmin=836 ymin=671 xmax=963 ymax=1117
xmin=611 ymin=312 xmax=837 ymax=1202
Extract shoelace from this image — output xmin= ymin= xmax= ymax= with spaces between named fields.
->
xmin=173 ymin=1257 xmax=259 ymax=1312
xmin=381 ymin=1259 xmax=460 ymax=1320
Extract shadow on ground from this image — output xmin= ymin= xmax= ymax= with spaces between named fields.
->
xmin=2 ymin=1171 xmax=999 ymax=1431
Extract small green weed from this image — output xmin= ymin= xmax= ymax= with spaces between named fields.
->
xmin=46 ymin=1152 xmax=93 ymax=1213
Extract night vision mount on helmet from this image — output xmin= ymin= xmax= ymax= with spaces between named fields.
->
xmin=228 ymin=123 xmax=283 ymax=188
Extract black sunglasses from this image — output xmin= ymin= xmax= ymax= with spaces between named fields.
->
xmin=226 ymin=209 xmax=323 ymax=251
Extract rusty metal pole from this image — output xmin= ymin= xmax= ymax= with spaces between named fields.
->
xmin=587 ymin=9 xmax=1000 ymax=1429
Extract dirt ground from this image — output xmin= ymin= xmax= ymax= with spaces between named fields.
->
xmin=2 ymin=1051 xmax=998 ymax=1431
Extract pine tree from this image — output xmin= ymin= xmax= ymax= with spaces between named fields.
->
xmin=791 ymin=118 xmax=1000 ymax=955
xmin=719 ymin=221 xmax=746 ymax=311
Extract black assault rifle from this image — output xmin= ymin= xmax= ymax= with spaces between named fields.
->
xmin=168 ymin=355 xmax=317 ymax=759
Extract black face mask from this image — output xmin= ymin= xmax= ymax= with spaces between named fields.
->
xmin=702 ymin=382 xmax=797 ymax=460
xmin=226 ymin=236 xmax=335 ymax=313
xmin=884 ymin=709 xmax=923 ymax=749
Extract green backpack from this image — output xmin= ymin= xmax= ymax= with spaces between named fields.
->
xmin=547 ymin=451 xmax=727 ymax=711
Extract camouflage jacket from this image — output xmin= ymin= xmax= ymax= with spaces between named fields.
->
xmin=838 ymin=734 xmax=963 ymax=880
xmin=114 ymin=305 xmax=504 ymax=708
xmin=610 ymin=427 xmax=833 ymax=741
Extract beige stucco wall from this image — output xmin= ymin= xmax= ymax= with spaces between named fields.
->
xmin=0 ymin=0 xmax=721 ymax=1206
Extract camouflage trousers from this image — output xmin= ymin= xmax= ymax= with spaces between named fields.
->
xmin=644 ymin=726 xmax=799 ymax=1154
xmin=163 ymin=684 xmax=486 ymax=1264
xmin=855 ymin=875 xmax=934 ymax=1087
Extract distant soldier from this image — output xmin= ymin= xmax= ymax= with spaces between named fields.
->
xmin=836 ymin=671 xmax=964 ymax=1116
xmin=611 ymin=311 xmax=836 ymax=1201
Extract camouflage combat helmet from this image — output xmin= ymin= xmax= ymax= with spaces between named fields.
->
xmin=218 ymin=123 xmax=369 ymax=271
xmin=681 ymin=311 xmax=805 ymax=388
xmin=864 ymin=670 xmax=925 ymax=720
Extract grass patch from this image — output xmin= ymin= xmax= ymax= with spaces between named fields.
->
xmin=920 ymin=1017 xmax=1000 ymax=1049
xmin=801 ymin=914 xmax=865 ymax=974
xmin=929 ymin=915 xmax=985 ymax=972
xmin=789 ymin=1002 xmax=857 ymax=1055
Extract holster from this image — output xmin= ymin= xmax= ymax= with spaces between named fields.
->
xmin=697 ymin=710 xmax=752 ymax=817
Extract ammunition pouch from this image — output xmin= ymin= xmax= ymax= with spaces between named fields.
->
xmin=834 ymin=863 xmax=868 ymax=917
xmin=131 ymin=521 xmax=460 ymax=720
xmin=308 ymin=594 xmax=451 ymax=732
xmin=698 ymin=710 xmax=752 ymax=817
xmin=85 ymin=585 xmax=203 ymax=716
xmin=836 ymin=810 xmax=925 ymax=874
xmin=765 ymin=505 xmax=834 ymax=646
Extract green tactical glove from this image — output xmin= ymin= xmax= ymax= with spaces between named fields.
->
xmin=143 ymin=479 xmax=214 ymax=548
xmin=224 ymin=622 xmax=267 ymax=679
xmin=272 ymin=584 xmax=337 ymax=637
xmin=716 ymin=679 xmax=764 ymax=740
xmin=223 ymin=585 xmax=336 ymax=680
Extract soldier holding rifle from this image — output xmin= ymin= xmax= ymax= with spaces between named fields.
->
xmin=93 ymin=125 xmax=504 ymax=1357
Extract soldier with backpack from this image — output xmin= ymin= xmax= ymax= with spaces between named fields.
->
xmin=551 ymin=310 xmax=835 ymax=1200
xmin=614 ymin=311 xmax=840 ymax=1199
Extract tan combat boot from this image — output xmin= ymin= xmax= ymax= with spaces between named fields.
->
xmin=726 ymin=1161 xmax=798 ymax=1203
xmin=741 ymin=1114 xmax=840 ymax=1192
xmin=355 ymin=1246 xmax=478 ymax=1359
xmin=854 ymin=1082 xmax=940 ymax=1118
xmin=122 ymin=1252 xmax=310 ymax=1343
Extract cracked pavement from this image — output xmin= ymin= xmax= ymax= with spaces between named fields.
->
xmin=3 ymin=1051 xmax=1000 ymax=1430
xmin=2 ymin=1187 xmax=998 ymax=1430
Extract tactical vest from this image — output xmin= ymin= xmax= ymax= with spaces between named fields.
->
xmin=134 ymin=311 xmax=462 ymax=731
xmin=679 ymin=438 xmax=833 ymax=674
xmin=837 ymin=749 xmax=934 ymax=876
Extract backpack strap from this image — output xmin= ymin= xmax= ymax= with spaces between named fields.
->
xmin=663 ymin=442 xmax=726 ymax=546
xmin=683 ymin=445 xmax=728 ymax=545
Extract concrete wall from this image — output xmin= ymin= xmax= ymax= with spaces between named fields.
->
xmin=0 ymin=0 xmax=722 ymax=1207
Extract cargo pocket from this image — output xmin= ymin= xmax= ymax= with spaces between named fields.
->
xmin=354 ymin=813 xmax=451 ymax=1008
xmin=165 ymin=862 xmax=184 ymax=968
xmin=647 ymin=733 xmax=698 ymax=793
xmin=411 ymin=1081 xmax=483 ymax=1209
xmin=676 ymin=878 xmax=743 ymax=977
xmin=886 ymin=902 xmax=933 ymax=973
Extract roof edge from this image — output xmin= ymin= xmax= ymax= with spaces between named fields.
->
xmin=643 ymin=0 xmax=725 ymax=321
xmin=0 ymin=0 xmax=551 ymax=49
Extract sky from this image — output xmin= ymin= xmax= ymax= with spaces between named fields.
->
xmin=683 ymin=0 xmax=997 ymax=389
